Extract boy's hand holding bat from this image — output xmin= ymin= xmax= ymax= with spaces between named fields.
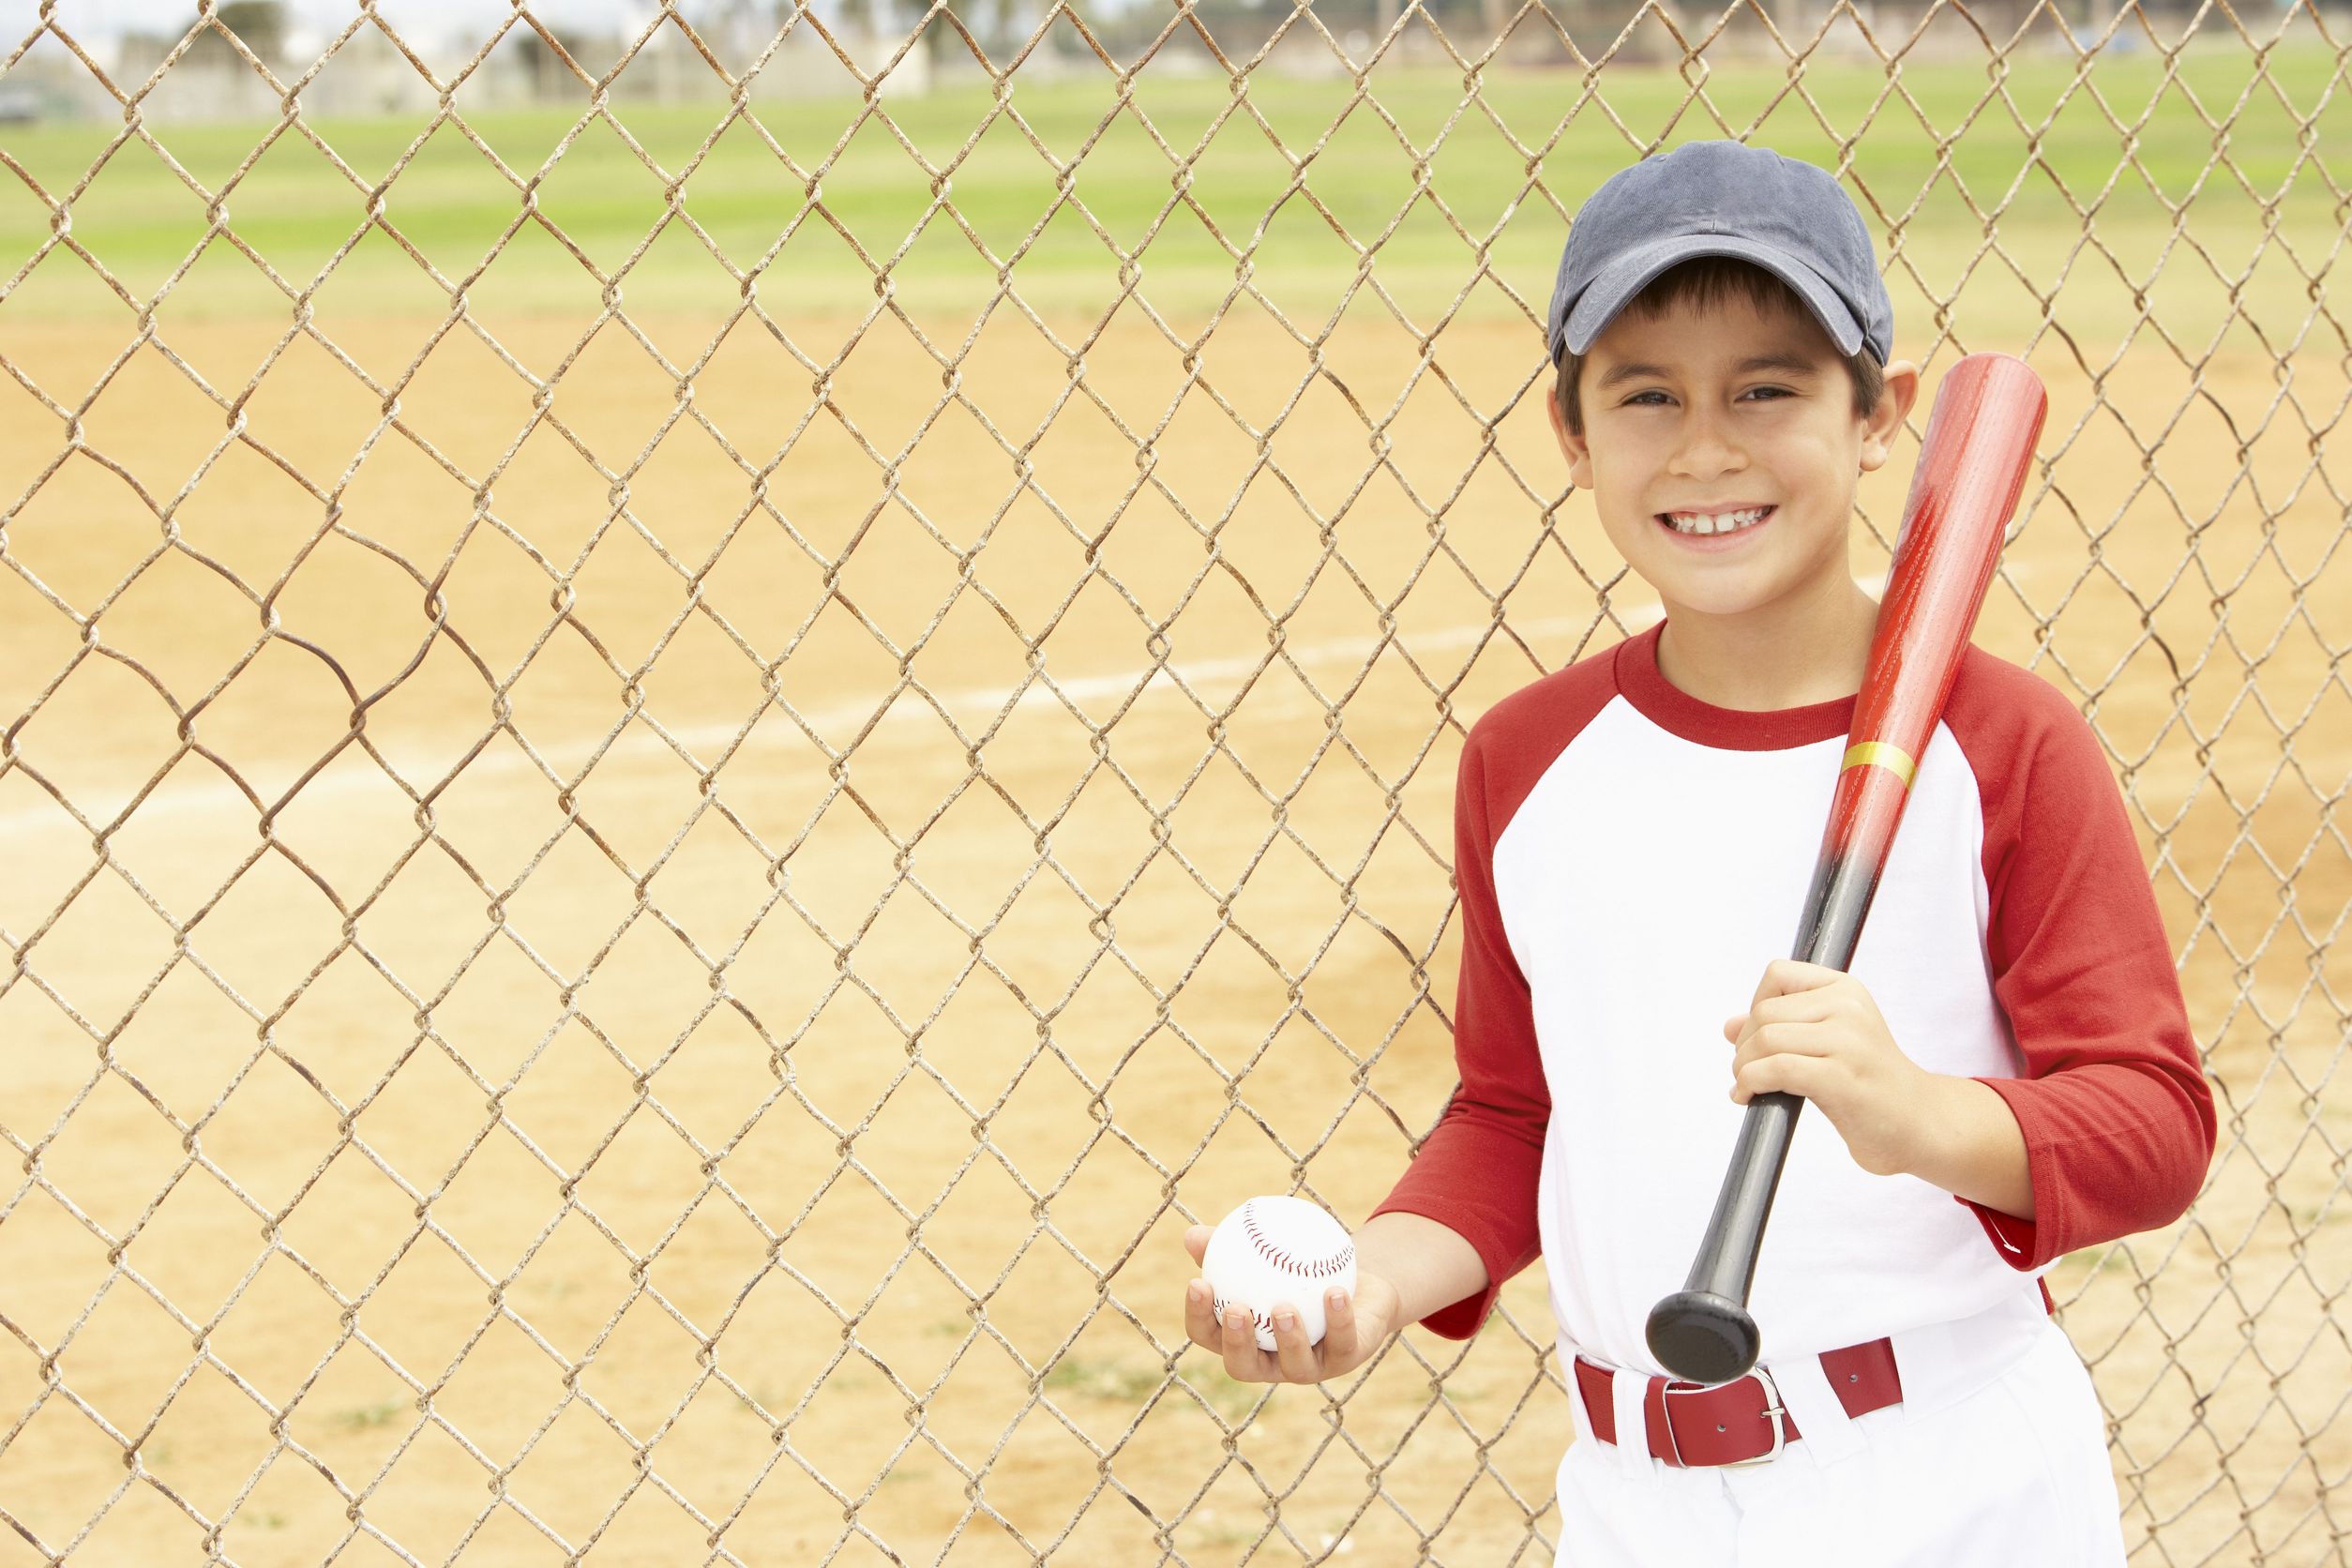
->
xmin=1726 ymin=958 xmax=2032 ymax=1217
xmin=1724 ymin=957 xmax=1926 ymax=1177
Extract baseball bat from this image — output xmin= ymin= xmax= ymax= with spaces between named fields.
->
xmin=1644 ymin=352 xmax=2049 ymax=1387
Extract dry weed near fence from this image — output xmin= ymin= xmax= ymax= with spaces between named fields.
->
xmin=1 ymin=0 xmax=2348 ymax=1563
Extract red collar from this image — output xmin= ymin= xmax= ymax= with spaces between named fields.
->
xmin=1612 ymin=621 xmax=1856 ymax=750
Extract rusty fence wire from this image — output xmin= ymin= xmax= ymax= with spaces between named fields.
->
xmin=2 ymin=0 xmax=2348 ymax=1563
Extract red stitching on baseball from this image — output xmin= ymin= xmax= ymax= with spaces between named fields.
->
xmin=1242 ymin=1202 xmax=1355 ymax=1281
xmin=1211 ymin=1293 xmax=1276 ymax=1336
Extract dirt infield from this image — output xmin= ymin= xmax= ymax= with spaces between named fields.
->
xmin=1 ymin=288 xmax=2346 ymax=1565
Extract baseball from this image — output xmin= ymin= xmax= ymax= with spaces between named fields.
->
xmin=1200 ymin=1196 xmax=1357 ymax=1352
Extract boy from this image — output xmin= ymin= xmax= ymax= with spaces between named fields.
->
xmin=1179 ymin=140 xmax=2214 ymax=1565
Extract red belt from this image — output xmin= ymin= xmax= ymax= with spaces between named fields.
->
xmin=1573 ymin=1338 xmax=1903 ymax=1468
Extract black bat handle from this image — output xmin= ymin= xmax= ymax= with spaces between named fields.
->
xmin=1644 ymin=849 xmax=1881 ymax=1385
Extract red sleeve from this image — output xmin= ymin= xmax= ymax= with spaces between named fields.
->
xmin=1950 ymin=658 xmax=2216 ymax=1270
xmin=1368 ymin=723 xmax=1550 ymax=1338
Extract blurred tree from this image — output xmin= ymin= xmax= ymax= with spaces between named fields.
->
xmin=1174 ymin=0 xmax=1289 ymax=53
xmin=1052 ymin=0 xmax=1110 ymax=56
xmin=508 ymin=23 xmax=611 ymax=96
xmin=974 ymin=0 xmax=1024 ymax=56
xmin=188 ymin=0 xmax=287 ymax=68
xmin=114 ymin=29 xmax=182 ymax=83
xmin=705 ymin=0 xmax=778 ymax=65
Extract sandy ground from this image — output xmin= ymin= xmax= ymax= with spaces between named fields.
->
xmin=0 ymin=276 xmax=2347 ymax=1566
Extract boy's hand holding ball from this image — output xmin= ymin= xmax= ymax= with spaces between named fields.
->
xmin=1203 ymin=1197 xmax=1355 ymax=1349
xmin=1183 ymin=1197 xmax=1396 ymax=1382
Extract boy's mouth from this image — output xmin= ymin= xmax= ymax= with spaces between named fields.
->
xmin=1657 ymin=505 xmax=1775 ymax=539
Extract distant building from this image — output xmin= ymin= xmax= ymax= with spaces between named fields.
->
xmin=280 ymin=22 xmax=450 ymax=119
xmin=111 ymin=24 xmax=284 ymax=124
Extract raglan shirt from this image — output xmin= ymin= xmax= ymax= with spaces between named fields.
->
xmin=1372 ymin=621 xmax=2215 ymax=1370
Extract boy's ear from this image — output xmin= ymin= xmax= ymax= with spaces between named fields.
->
xmin=1545 ymin=373 xmax=1595 ymax=491
xmin=1859 ymin=359 xmax=1922 ymax=474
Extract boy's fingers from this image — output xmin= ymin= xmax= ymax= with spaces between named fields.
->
xmin=1731 ymin=1027 xmax=1835 ymax=1073
xmin=1184 ymin=1279 xmax=1220 ymax=1349
xmin=1270 ymin=1304 xmax=1319 ymax=1381
xmin=1726 ymin=1003 xmax=1819 ymax=1053
xmin=1751 ymin=957 xmax=1839 ymax=1005
xmin=1741 ymin=992 xmax=1837 ymax=1033
xmin=1221 ymin=1304 xmax=1270 ymax=1380
xmin=1320 ymin=1288 xmax=1359 ymax=1369
xmin=1736 ymin=1052 xmax=1830 ymax=1103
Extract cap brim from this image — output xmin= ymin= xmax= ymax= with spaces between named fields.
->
xmin=1555 ymin=233 xmax=1865 ymax=362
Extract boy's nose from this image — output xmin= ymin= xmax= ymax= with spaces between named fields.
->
xmin=1670 ymin=423 xmax=1748 ymax=478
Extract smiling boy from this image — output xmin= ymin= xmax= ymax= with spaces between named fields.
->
xmin=1179 ymin=141 xmax=2214 ymax=1564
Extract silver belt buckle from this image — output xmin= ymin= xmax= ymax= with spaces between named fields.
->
xmin=1720 ymin=1364 xmax=1788 ymax=1467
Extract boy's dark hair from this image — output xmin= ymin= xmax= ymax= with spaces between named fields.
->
xmin=1551 ymin=254 xmax=1886 ymax=437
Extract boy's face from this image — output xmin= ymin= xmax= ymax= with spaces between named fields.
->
xmin=1547 ymin=291 xmax=1919 ymax=625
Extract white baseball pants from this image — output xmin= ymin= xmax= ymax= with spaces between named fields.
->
xmin=1550 ymin=1307 xmax=2127 ymax=1567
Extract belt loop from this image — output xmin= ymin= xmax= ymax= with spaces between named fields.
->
xmin=1765 ymin=1350 xmax=1865 ymax=1464
xmin=1565 ymin=1349 xmax=1604 ymax=1451
xmin=1608 ymin=1365 xmax=1654 ymax=1480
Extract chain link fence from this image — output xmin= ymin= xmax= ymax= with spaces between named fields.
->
xmin=1 ymin=0 xmax=2347 ymax=1562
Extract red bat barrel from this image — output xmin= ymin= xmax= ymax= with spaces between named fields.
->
xmin=1645 ymin=352 xmax=2049 ymax=1387
xmin=1803 ymin=354 xmax=2048 ymax=959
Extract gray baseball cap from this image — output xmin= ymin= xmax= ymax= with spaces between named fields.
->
xmin=1545 ymin=140 xmax=1893 ymax=369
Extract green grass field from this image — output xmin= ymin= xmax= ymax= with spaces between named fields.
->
xmin=3 ymin=42 xmax=2344 ymax=334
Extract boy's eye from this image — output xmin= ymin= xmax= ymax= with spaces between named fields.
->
xmin=1623 ymin=386 xmax=1792 ymax=406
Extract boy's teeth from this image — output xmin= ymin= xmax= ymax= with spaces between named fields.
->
xmin=1665 ymin=505 xmax=1772 ymax=535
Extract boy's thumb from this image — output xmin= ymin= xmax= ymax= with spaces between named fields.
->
xmin=1183 ymin=1224 xmax=1212 ymax=1263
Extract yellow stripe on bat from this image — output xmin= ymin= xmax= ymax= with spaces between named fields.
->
xmin=1842 ymin=741 xmax=1916 ymax=787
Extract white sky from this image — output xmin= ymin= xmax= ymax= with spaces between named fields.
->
xmin=38 ymin=2 xmax=740 ymax=45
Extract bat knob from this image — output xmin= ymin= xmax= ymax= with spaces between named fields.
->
xmin=1646 ymin=1291 xmax=1762 ymax=1385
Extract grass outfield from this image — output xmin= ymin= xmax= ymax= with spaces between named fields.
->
xmin=2 ymin=43 xmax=2344 ymax=333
